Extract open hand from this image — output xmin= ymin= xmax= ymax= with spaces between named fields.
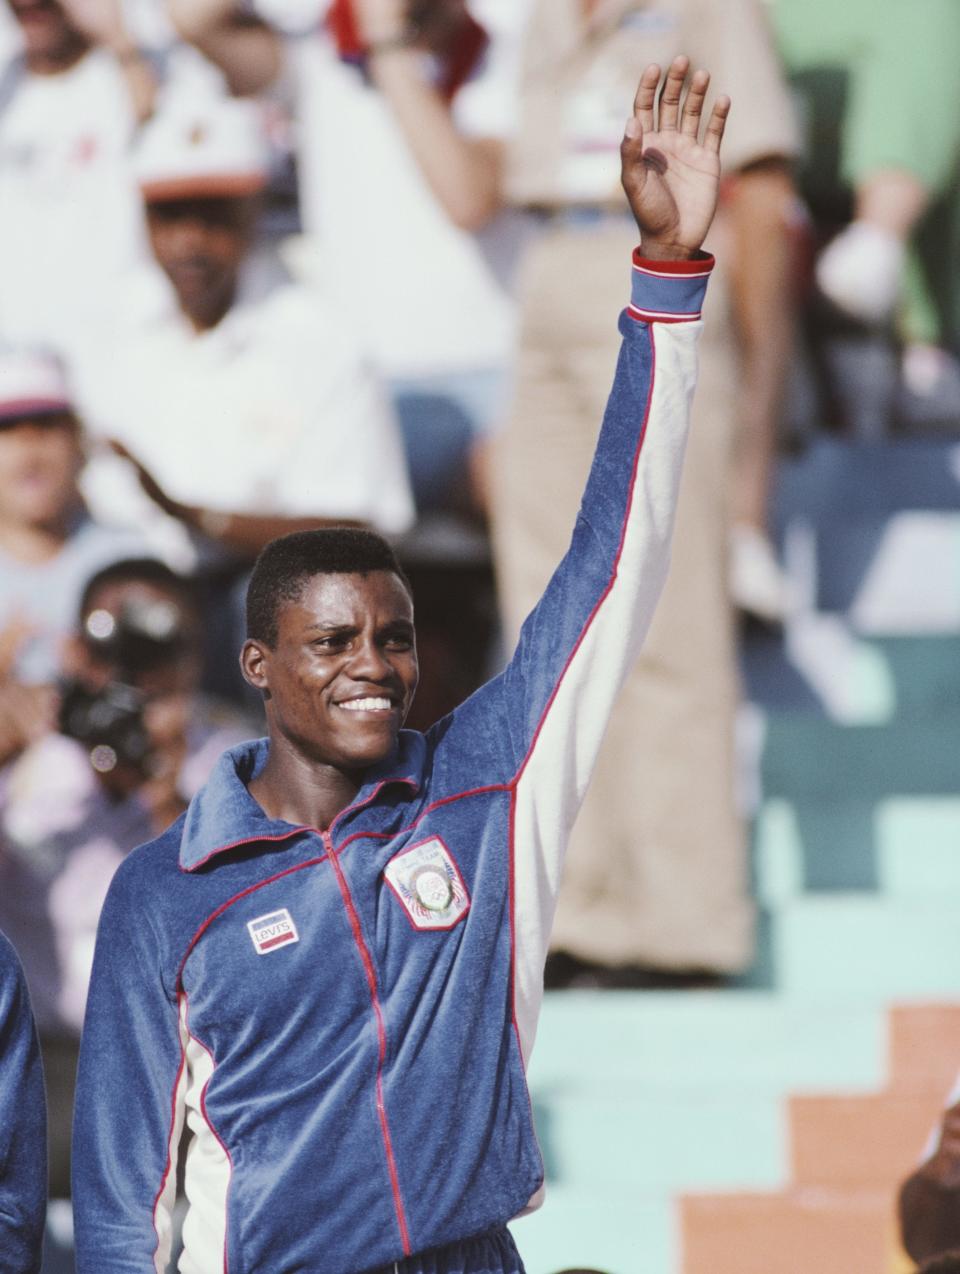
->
xmin=621 ymin=57 xmax=729 ymax=261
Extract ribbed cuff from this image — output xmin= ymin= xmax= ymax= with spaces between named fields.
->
xmin=627 ymin=250 xmax=715 ymax=324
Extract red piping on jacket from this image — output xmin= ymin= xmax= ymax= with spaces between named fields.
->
xmin=324 ymin=832 xmax=411 ymax=1256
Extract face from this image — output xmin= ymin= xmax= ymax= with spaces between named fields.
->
xmin=242 ymin=571 xmax=419 ymax=775
xmin=7 ymin=0 xmax=81 ymax=63
xmin=0 ymin=413 xmax=81 ymax=531
xmin=145 ymin=195 xmax=257 ymax=331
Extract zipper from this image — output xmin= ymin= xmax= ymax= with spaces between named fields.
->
xmin=323 ymin=831 xmax=411 ymax=1256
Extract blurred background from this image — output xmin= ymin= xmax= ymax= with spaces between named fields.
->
xmin=2 ymin=1 xmax=960 ymax=1271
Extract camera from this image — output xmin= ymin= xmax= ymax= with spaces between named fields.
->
xmin=58 ymin=597 xmax=188 ymax=773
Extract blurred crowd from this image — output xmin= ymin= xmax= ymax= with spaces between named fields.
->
xmin=2 ymin=0 xmax=960 ymax=1258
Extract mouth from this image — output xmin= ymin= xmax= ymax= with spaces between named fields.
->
xmin=336 ymin=696 xmax=397 ymax=715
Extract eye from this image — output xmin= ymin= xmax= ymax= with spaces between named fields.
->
xmin=312 ymin=634 xmax=350 ymax=651
xmin=383 ymin=630 xmax=414 ymax=651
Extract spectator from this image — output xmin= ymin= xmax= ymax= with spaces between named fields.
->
xmin=0 ymin=0 xmax=155 ymax=350
xmin=0 ymin=554 xmax=252 ymax=1196
xmin=494 ymin=2 xmax=798 ymax=985
xmin=773 ymin=0 xmax=960 ymax=435
xmin=899 ymin=1079 xmax=960 ymax=1264
xmin=74 ymin=92 xmax=414 ymax=572
xmin=774 ymin=0 xmax=960 ymax=327
xmin=168 ymin=0 xmax=531 ymax=516
xmin=0 ymin=346 xmax=145 ymax=762
xmin=0 ymin=929 xmax=46 ymax=1274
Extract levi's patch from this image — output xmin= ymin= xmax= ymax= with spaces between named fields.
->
xmin=247 ymin=908 xmax=299 ymax=955
xmin=384 ymin=838 xmax=470 ymax=931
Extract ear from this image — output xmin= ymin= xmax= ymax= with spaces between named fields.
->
xmin=240 ymin=639 xmax=270 ymax=695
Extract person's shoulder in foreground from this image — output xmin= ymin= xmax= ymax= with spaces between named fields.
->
xmin=0 ymin=929 xmax=47 ymax=1274
xmin=72 ymin=57 xmax=727 ymax=1274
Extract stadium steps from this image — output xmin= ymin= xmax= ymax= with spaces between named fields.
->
xmin=513 ymin=438 xmax=960 ymax=1273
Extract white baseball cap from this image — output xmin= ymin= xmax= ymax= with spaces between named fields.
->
xmin=0 ymin=348 xmax=73 ymax=424
xmin=134 ymin=95 xmax=271 ymax=203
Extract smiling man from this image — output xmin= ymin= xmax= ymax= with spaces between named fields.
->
xmin=73 ymin=59 xmax=727 ymax=1274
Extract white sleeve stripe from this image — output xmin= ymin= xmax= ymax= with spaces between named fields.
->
xmin=151 ymin=996 xmax=190 ymax=1274
xmin=179 ymin=1002 xmax=233 ymax=1272
xmin=510 ymin=322 xmax=700 ymax=1061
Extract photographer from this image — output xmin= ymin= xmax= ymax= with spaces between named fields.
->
xmin=0 ymin=555 xmax=251 ymax=1197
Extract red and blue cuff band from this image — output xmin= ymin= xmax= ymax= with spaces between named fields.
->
xmin=627 ymin=250 xmax=715 ymax=324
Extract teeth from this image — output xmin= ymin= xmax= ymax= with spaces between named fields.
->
xmin=339 ymin=697 xmax=393 ymax=712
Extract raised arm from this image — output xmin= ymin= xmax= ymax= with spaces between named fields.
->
xmin=167 ymin=0 xmax=283 ymax=97
xmin=429 ymin=59 xmax=728 ymax=1056
xmin=353 ymin=0 xmax=504 ymax=230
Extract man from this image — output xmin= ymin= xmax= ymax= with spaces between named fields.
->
xmin=0 ymin=929 xmax=46 ymax=1273
xmin=73 ymin=60 xmax=727 ymax=1272
xmin=0 ymin=555 xmax=252 ymax=1196
xmin=0 ymin=0 xmax=154 ymax=350
xmin=900 ymin=1081 xmax=960 ymax=1264
xmin=74 ymin=92 xmax=414 ymax=568
xmin=0 ymin=346 xmax=145 ymax=762
xmin=168 ymin=0 xmax=530 ymax=515
xmin=494 ymin=0 xmax=798 ymax=985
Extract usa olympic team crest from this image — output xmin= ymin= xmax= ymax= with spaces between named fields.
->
xmin=384 ymin=837 xmax=470 ymax=931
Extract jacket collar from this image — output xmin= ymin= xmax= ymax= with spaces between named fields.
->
xmin=179 ymin=733 xmax=426 ymax=872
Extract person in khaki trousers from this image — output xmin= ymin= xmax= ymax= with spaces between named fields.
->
xmin=491 ymin=0 xmax=798 ymax=981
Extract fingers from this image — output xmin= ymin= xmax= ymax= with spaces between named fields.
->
xmin=679 ymin=67 xmax=710 ymax=138
xmin=630 ymin=58 xmax=730 ymax=152
xmin=657 ymin=55 xmax=689 ymax=131
xmin=703 ymin=93 xmax=731 ymax=154
xmin=631 ymin=62 xmax=661 ymax=136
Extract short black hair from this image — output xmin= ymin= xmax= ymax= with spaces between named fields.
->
xmin=246 ymin=528 xmax=412 ymax=648
xmin=79 ymin=557 xmax=196 ymax=621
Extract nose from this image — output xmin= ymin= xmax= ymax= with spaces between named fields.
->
xmin=166 ymin=215 xmax=208 ymax=254
xmin=346 ymin=636 xmax=393 ymax=683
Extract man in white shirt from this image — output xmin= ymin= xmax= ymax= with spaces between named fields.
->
xmin=75 ymin=93 xmax=415 ymax=570
xmin=0 ymin=0 xmax=156 ymax=350
xmin=168 ymin=0 xmax=531 ymax=514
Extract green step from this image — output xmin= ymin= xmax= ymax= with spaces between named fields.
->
xmin=529 ymin=1086 xmax=784 ymax=1191
xmin=761 ymin=718 xmax=960 ymax=799
xmin=531 ymin=992 xmax=883 ymax=1092
xmin=755 ymin=797 xmax=960 ymax=902
xmin=770 ymin=896 xmax=960 ymax=996
xmin=510 ymin=1186 xmax=674 ymax=1274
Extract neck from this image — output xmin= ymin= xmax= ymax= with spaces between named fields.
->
xmin=248 ymin=734 xmax=361 ymax=833
xmin=25 ymin=34 xmax=90 ymax=77
xmin=0 ymin=509 xmax=75 ymax=565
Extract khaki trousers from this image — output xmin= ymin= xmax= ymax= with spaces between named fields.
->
xmin=491 ymin=219 xmax=752 ymax=972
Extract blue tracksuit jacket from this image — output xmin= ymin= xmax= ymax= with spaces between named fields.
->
xmin=0 ymin=929 xmax=47 ymax=1274
xmin=73 ymin=253 xmax=713 ymax=1274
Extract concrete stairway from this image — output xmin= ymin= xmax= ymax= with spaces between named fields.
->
xmin=512 ymin=438 xmax=960 ymax=1274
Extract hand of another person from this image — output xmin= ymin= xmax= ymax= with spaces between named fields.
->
xmin=620 ymin=57 xmax=729 ymax=261
xmin=0 ymin=682 xmax=58 ymax=768
xmin=140 ymin=694 xmax=190 ymax=832
xmin=107 ymin=439 xmax=185 ymax=521
xmin=0 ymin=618 xmax=33 ymax=681
xmin=352 ymin=0 xmax=410 ymax=46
